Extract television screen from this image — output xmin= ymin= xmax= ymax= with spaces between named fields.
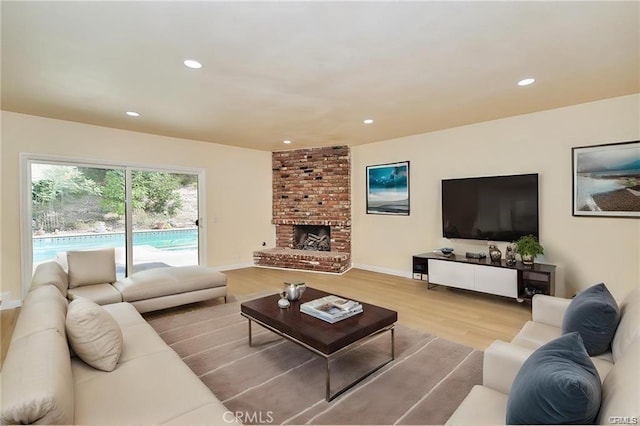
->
xmin=442 ymin=173 xmax=539 ymax=242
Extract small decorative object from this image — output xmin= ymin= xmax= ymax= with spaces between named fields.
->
xmin=572 ymin=140 xmax=640 ymax=218
xmin=515 ymin=235 xmax=544 ymax=265
xmin=440 ymin=247 xmax=454 ymax=255
xmin=284 ymin=281 xmax=306 ymax=301
xmin=277 ymin=291 xmax=290 ymax=308
xmin=489 ymin=244 xmax=502 ymax=262
xmin=505 ymin=244 xmax=517 ymax=266
xmin=366 ymin=161 xmax=410 ymax=215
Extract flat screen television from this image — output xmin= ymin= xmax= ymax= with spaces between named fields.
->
xmin=442 ymin=173 xmax=539 ymax=242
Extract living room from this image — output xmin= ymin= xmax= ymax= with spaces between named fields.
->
xmin=3 ymin=95 xmax=638 ymax=305
xmin=1 ymin=1 xmax=639 ymax=425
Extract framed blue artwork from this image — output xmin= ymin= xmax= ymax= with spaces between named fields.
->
xmin=366 ymin=161 xmax=410 ymax=215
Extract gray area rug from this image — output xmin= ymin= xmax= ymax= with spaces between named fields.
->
xmin=144 ymin=294 xmax=482 ymax=425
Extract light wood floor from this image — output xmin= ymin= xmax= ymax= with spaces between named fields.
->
xmin=225 ymin=267 xmax=531 ymax=350
xmin=1 ymin=307 xmax=20 ymax=368
xmin=0 ymin=267 xmax=532 ymax=368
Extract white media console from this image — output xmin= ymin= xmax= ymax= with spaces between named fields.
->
xmin=412 ymin=253 xmax=556 ymax=301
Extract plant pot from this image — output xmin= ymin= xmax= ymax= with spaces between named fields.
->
xmin=521 ymin=254 xmax=534 ymax=265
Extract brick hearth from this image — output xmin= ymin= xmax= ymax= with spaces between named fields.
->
xmin=253 ymin=145 xmax=351 ymax=273
xmin=253 ymin=248 xmax=350 ymax=273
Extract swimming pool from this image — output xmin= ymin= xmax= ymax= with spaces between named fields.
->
xmin=33 ymin=228 xmax=198 ymax=264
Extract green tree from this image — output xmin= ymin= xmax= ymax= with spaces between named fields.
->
xmin=101 ymin=170 xmax=182 ymax=216
xmin=31 ymin=165 xmax=102 ymax=231
xmin=77 ymin=167 xmax=108 ymax=185
xmin=32 ymin=179 xmax=59 ymax=204
xmin=33 ymin=166 xmax=101 ymax=201
xmin=100 ymin=170 xmax=127 ymax=215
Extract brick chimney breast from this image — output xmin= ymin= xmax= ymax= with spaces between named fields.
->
xmin=255 ymin=145 xmax=351 ymax=273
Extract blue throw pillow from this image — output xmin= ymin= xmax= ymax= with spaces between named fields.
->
xmin=506 ymin=332 xmax=601 ymax=425
xmin=562 ymin=282 xmax=620 ymax=356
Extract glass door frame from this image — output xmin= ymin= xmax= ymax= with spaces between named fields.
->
xmin=20 ymin=153 xmax=206 ymax=298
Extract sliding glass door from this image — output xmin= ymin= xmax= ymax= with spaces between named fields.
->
xmin=26 ymin=158 xmax=202 ymax=288
xmin=130 ymin=170 xmax=199 ymax=273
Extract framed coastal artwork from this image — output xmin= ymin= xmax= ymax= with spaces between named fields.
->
xmin=366 ymin=161 xmax=410 ymax=215
xmin=572 ymin=140 xmax=640 ymax=217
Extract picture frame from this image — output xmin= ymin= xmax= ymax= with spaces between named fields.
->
xmin=572 ymin=140 xmax=640 ymax=217
xmin=366 ymin=161 xmax=410 ymax=215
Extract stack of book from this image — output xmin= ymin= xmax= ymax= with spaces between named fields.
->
xmin=300 ymin=295 xmax=363 ymax=323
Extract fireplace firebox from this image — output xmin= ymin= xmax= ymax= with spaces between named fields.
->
xmin=294 ymin=225 xmax=330 ymax=251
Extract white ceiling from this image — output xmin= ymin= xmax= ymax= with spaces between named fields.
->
xmin=2 ymin=1 xmax=639 ymax=152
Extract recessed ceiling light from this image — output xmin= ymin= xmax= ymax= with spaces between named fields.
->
xmin=183 ymin=59 xmax=202 ymax=69
xmin=125 ymin=111 xmax=140 ymax=117
xmin=363 ymin=119 xmax=374 ymax=124
xmin=283 ymin=140 xmax=292 ymax=144
xmin=517 ymin=78 xmax=535 ymax=86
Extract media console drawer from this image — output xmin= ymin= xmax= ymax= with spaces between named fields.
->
xmin=428 ymin=259 xmax=517 ymax=298
xmin=428 ymin=260 xmax=475 ymax=291
xmin=475 ymin=265 xmax=517 ymax=298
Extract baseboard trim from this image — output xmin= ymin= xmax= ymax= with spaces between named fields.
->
xmin=352 ymin=263 xmax=413 ymax=279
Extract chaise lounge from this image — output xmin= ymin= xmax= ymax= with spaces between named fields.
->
xmin=31 ymin=248 xmax=228 ymax=312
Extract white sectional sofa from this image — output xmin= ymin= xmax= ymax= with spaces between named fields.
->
xmin=447 ymin=286 xmax=639 ymax=425
xmin=0 ymin=282 xmax=239 ymax=424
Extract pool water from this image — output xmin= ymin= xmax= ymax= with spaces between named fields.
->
xmin=33 ymin=228 xmax=198 ymax=264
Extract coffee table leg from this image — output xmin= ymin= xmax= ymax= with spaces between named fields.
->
xmin=326 ymin=358 xmax=331 ymax=401
xmin=248 ymin=319 xmax=253 ymax=347
xmin=391 ymin=327 xmax=395 ymax=359
xmin=325 ymin=326 xmax=395 ymax=402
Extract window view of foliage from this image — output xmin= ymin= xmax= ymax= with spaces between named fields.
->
xmin=32 ymin=165 xmax=193 ymax=233
xmin=101 ymin=170 xmax=182 ymax=216
xmin=32 ymin=166 xmax=103 ymax=232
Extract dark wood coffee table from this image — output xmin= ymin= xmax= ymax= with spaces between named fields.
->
xmin=240 ymin=287 xmax=397 ymax=401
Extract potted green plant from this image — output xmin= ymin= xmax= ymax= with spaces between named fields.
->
xmin=515 ymin=234 xmax=544 ymax=265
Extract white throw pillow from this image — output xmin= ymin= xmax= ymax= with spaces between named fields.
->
xmin=66 ymin=298 xmax=123 ymax=371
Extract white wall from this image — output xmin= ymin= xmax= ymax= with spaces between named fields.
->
xmin=1 ymin=111 xmax=274 ymax=300
xmin=352 ymin=94 xmax=640 ymax=300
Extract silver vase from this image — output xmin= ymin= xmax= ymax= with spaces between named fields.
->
xmin=489 ymin=245 xmax=502 ymax=262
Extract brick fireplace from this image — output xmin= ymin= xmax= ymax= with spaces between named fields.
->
xmin=253 ymin=145 xmax=351 ymax=273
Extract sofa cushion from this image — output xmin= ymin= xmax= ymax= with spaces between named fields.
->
xmin=113 ymin=265 xmax=226 ymax=302
xmin=30 ymin=261 xmax=69 ymax=296
xmin=0 ymin=330 xmax=74 ymax=425
xmin=562 ymin=282 xmax=620 ymax=356
xmin=611 ymin=286 xmax=639 ymax=363
xmin=66 ymin=298 xmax=123 ymax=371
xmin=67 ymin=283 xmax=123 ymax=305
xmin=597 ymin=336 xmax=640 ymax=424
xmin=510 ymin=320 xmax=560 ymax=350
xmin=67 ymin=248 xmax=116 ymax=288
xmin=72 ymin=350 xmax=227 ymax=425
xmin=445 ymin=385 xmax=508 ymax=425
xmin=506 ymin=332 xmax=601 ymax=425
xmin=10 ymin=285 xmax=68 ymax=343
